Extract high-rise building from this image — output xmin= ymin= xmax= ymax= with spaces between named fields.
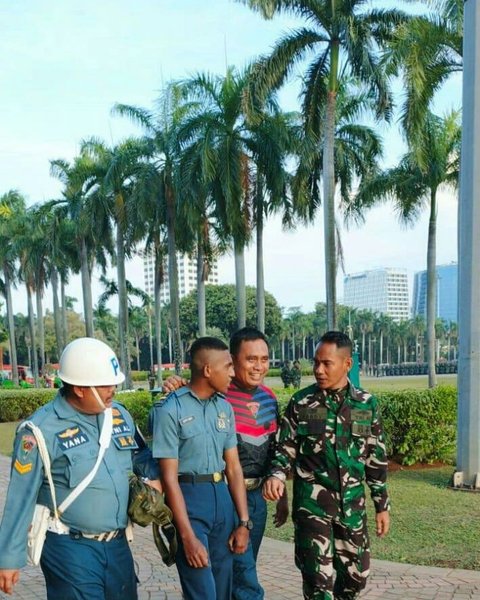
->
xmin=412 ymin=263 xmax=458 ymax=323
xmin=141 ymin=250 xmax=219 ymax=304
xmin=343 ymin=268 xmax=410 ymax=322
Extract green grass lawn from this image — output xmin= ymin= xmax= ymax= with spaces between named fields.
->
xmin=265 ymin=466 xmax=480 ymax=571
xmin=0 ymin=421 xmax=17 ymax=456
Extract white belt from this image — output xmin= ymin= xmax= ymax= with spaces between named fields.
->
xmin=47 ymin=519 xmax=121 ymax=541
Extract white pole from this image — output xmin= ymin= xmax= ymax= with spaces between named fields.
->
xmin=454 ymin=0 xmax=480 ymax=488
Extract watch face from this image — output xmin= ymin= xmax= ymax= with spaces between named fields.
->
xmin=241 ymin=519 xmax=253 ymax=530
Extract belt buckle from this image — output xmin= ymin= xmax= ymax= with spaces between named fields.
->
xmin=213 ymin=472 xmax=222 ymax=483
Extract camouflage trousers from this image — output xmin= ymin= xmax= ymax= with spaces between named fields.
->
xmin=294 ymin=510 xmax=370 ymax=600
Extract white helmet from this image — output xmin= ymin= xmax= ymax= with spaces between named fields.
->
xmin=58 ymin=337 xmax=125 ymax=386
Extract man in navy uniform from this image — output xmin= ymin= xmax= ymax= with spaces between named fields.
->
xmin=0 ymin=337 xmax=160 ymax=599
xmin=152 ymin=337 xmax=250 ymax=600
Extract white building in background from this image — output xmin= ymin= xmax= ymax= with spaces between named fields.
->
xmin=343 ymin=268 xmax=410 ymax=322
xmin=142 ymin=250 xmax=219 ymax=304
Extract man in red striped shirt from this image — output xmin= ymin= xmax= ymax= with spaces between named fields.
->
xmin=163 ymin=327 xmax=288 ymax=599
xmin=227 ymin=327 xmax=288 ymax=600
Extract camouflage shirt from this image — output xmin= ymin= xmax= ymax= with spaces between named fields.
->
xmin=270 ymin=382 xmax=390 ymax=518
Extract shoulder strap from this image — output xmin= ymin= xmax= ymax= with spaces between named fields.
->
xmin=58 ymin=407 xmax=113 ymax=515
xmin=20 ymin=421 xmax=59 ymax=519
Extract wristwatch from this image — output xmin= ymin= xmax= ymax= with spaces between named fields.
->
xmin=239 ymin=519 xmax=254 ymax=530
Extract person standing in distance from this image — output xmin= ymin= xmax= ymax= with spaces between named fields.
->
xmin=0 ymin=337 xmax=160 ymax=599
xmin=161 ymin=327 xmax=289 ymax=600
xmin=263 ymin=331 xmax=390 ymax=600
xmin=152 ymin=337 xmax=250 ymax=600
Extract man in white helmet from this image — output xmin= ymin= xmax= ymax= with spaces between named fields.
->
xmin=0 ymin=337 xmax=160 ymax=599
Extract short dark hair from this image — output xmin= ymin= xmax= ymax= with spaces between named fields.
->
xmin=319 ymin=331 xmax=352 ymax=355
xmin=189 ymin=337 xmax=229 ymax=377
xmin=230 ymin=327 xmax=269 ymax=356
xmin=60 ymin=382 xmax=75 ymax=398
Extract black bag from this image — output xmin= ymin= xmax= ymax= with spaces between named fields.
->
xmin=128 ymin=474 xmax=177 ymax=566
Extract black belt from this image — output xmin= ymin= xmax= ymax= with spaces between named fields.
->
xmin=178 ymin=472 xmax=224 ymax=484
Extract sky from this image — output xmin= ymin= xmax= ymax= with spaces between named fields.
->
xmin=0 ymin=0 xmax=461 ymax=316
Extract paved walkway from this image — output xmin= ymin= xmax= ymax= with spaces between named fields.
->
xmin=1 ymin=454 xmax=480 ymax=599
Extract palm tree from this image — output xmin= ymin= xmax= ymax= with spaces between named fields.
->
xmin=178 ymin=72 xmax=296 ymax=333
xmin=357 ymin=309 xmax=374 ymax=370
xmin=353 ymin=110 xmax=460 ymax=387
xmin=112 ymin=92 xmax=185 ymax=375
xmin=175 ymin=69 xmax=254 ymax=329
xmin=238 ymin=0 xmax=409 ymax=328
xmin=81 ymin=137 xmax=152 ymax=388
xmin=0 ymin=190 xmax=26 ymax=384
xmin=387 ymin=0 xmax=462 ymax=166
xmin=50 ymin=154 xmax=113 ymax=337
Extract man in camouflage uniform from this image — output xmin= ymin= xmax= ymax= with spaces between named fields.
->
xmin=263 ymin=331 xmax=390 ymax=600
xmin=281 ymin=361 xmax=293 ymax=388
xmin=292 ymin=360 xmax=302 ymax=389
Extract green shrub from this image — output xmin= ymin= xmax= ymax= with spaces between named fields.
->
xmin=116 ymin=390 xmax=155 ymax=433
xmin=131 ymin=371 xmax=149 ymax=382
xmin=377 ymin=385 xmax=457 ymax=465
xmin=0 ymin=384 xmax=457 ymax=467
xmin=273 ymin=385 xmax=457 ymax=466
xmin=0 ymin=389 xmax=56 ymax=422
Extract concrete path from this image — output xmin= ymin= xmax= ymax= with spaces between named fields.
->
xmin=1 ymin=454 xmax=480 ymax=600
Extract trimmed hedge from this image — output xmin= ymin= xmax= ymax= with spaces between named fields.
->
xmin=0 ymin=389 xmax=56 ymax=422
xmin=378 ymin=386 xmax=456 ymax=465
xmin=0 ymin=385 xmax=457 ymax=466
xmin=274 ymin=385 xmax=457 ymax=465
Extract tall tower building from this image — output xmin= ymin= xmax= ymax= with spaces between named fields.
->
xmin=142 ymin=250 xmax=219 ymax=304
xmin=343 ymin=268 xmax=410 ymax=322
xmin=412 ymin=263 xmax=458 ymax=323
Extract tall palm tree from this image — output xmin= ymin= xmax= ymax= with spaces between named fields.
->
xmin=0 ymin=190 xmax=26 ymax=384
xmin=113 ymin=91 xmax=186 ymax=375
xmin=387 ymin=0 xmax=462 ymax=166
xmin=175 ymin=69 xmax=255 ymax=329
xmin=81 ymin=137 xmax=152 ymax=388
xmin=238 ymin=0 xmax=408 ymax=328
xmin=353 ymin=110 xmax=460 ymax=387
xmin=50 ymin=154 xmax=113 ymax=337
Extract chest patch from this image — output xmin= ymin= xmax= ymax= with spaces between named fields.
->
xmin=352 ymin=423 xmax=372 ymax=436
xmin=247 ymin=402 xmax=260 ymax=418
xmin=299 ymin=407 xmax=327 ymax=421
xmin=351 ymin=408 xmax=372 ymax=421
xmin=56 ymin=427 xmax=90 ymax=451
xmin=113 ymin=434 xmax=138 ymax=450
xmin=217 ymin=412 xmax=229 ymax=430
xmin=180 ymin=416 xmax=195 ymax=425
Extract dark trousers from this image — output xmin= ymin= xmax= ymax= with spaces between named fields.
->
xmin=40 ymin=530 xmax=137 ymax=600
xmin=176 ymin=480 xmax=235 ymax=600
xmin=232 ymin=487 xmax=267 ymax=600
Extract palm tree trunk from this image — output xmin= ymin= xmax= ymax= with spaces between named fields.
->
xmin=35 ymin=286 xmax=45 ymax=376
xmin=154 ymin=253 xmax=163 ymax=387
xmin=427 ymin=190 xmax=438 ymax=387
xmin=26 ymin=284 xmax=39 ymax=386
xmin=51 ymin=269 xmax=64 ymax=358
xmin=4 ymin=268 xmax=18 ymax=385
xmin=116 ymin=222 xmax=131 ymax=388
xmin=197 ymin=233 xmax=207 ymax=337
xmin=256 ymin=184 xmax=265 ymax=333
xmin=361 ymin=331 xmax=366 ymax=370
xmin=60 ymin=275 xmax=68 ymax=347
xmin=135 ymin=334 xmax=140 ymax=371
xmin=379 ymin=332 xmax=384 ymax=364
xmin=166 ymin=186 xmax=183 ymax=374
xmin=80 ymin=237 xmax=94 ymax=337
xmin=234 ymin=239 xmax=247 ymax=329
xmin=323 ymin=44 xmax=339 ymax=330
